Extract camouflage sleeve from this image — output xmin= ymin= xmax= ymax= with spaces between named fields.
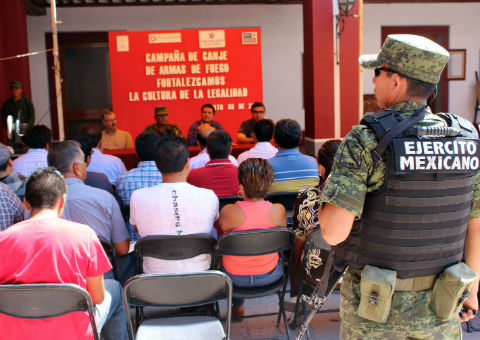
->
xmin=320 ymin=126 xmax=379 ymax=218
xmin=469 ymin=173 xmax=480 ymax=219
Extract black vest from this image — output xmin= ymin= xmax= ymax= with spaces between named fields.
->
xmin=334 ymin=110 xmax=480 ymax=279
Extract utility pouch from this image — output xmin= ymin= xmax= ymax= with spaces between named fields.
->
xmin=357 ymin=265 xmax=397 ymax=323
xmin=430 ymin=262 xmax=477 ymax=321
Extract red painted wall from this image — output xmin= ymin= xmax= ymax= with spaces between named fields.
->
xmin=303 ymin=0 xmax=335 ymax=139
xmin=340 ymin=4 xmax=361 ymax=136
xmin=0 ymin=0 xmax=31 ymax=143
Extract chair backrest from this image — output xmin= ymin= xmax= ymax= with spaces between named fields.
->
xmin=0 ymin=283 xmax=99 ymax=340
xmin=218 ymin=195 xmax=242 ymax=211
xmin=123 ymin=271 xmax=232 ymax=339
xmin=265 ymin=191 xmax=298 ymax=213
xmin=134 ymin=234 xmax=216 ymax=273
xmin=216 ymin=228 xmax=293 ymax=256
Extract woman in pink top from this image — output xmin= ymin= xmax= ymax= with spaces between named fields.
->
xmin=219 ymin=158 xmax=287 ymax=320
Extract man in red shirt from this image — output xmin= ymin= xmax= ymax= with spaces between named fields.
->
xmin=187 ymin=129 xmax=239 ymax=196
xmin=0 ymin=167 xmax=128 ymax=340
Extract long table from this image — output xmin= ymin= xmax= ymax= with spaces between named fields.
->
xmin=104 ymin=144 xmax=255 ymax=170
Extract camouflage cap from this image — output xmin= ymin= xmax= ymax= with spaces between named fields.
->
xmin=10 ymin=81 xmax=22 ymax=89
xmin=155 ymin=106 xmax=168 ymax=116
xmin=359 ymin=34 xmax=450 ymax=84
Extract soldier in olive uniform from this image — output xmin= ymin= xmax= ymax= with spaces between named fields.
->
xmin=318 ymin=35 xmax=480 ymax=339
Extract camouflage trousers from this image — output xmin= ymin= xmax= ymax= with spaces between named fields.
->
xmin=339 ymin=270 xmax=462 ymax=340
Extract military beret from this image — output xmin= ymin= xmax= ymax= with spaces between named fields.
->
xmin=359 ymin=34 xmax=450 ymax=84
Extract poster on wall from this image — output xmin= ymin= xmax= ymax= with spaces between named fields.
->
xmin=108 ymin=28 xmax=262 ymax=143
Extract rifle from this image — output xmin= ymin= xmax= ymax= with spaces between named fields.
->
xmin=293 ymin=228 xmax=346 ymax=340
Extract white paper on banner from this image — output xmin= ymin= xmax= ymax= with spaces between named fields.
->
xmin=198 ymin=30 xmax=226 ymax=49
xmin=148 ymin=33 xmax=182 ymax=44
xmin=116 ymin=35 xmax=129 ymax=52
xmin=242 ymin=32 xmax=258 ymax=45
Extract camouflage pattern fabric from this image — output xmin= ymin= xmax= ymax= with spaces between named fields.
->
xmin=340 ymin=270 xmax=462 ymax=340
xmin=359 ymin=34 xmax=450 ymax=84
xmin=144 ymin=123 xmax=184 ymax=138
xmin=320 ymin=101 xmax=480 ymax=220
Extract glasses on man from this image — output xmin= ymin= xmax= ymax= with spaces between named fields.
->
xmin=251 ymin=110 xmax=264 ymax=114
xmin=374 ymin=67 xmax=400 ymax=77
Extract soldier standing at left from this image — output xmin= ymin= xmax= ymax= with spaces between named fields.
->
xmin=1 ymin=81 xmax=35 ymax=140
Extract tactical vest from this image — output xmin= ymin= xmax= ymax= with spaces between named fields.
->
xmin=334 ymin=110 xmax=480 ymax=279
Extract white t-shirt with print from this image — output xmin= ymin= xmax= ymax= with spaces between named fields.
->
xmin=130 ymin=182 xmax=219 ymax=274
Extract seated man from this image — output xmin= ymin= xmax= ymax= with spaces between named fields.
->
xmin=0 ymin=182 xmax=24 ymax=231
xmin=190 ymin=126 xmax=238 ymax=170
xmin=187 ymin=130 xmax=239 ymax=196
xmin=237 ymin=102 xmax=266 ymax=143
xmin=130 ymin=136 xmax=218 ymax=274
xmin=237 ymin=119 xmax=278 ymax=164
xmin=47 ymin=140 xmax=130 ymax=258
xmin=12 ymin=125 xmax=51 ymax=177
xmin=79 ymin=124 xmax=126 ymax=186
xmin=267 ymin=119 xmax=319 ymax=193
xmin=0 ymin=167 xmax=127 ymax=340
xmin=68 ymin=134 xmax=115 ymax=197
xmin=144 ymin=106 xmax=184 ymax=138
xmin=186 ymin=103 xmax=224 ymax=146
xmin=116 ymin=131 xmax=163 ymax=240
xmin=0 ymin=144 xmax=26 ymax=200
xmin=101 ymin=109 xmax=133 ymax=150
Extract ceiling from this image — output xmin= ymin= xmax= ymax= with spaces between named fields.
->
xmin=26 ymin=0 xmax=480 ymax=15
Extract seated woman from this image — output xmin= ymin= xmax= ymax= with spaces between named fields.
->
xmin=290 ymin=139 xmax=341 ymax=297
xmin=219 ymin=158 xmax=287 ymax=320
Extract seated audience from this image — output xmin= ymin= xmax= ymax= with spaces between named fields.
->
xmin=0 ymin=144 xmax=26 ymax=200
xmin=0 ymin=167 xmax=127 ymax=340
xmin=190 ymin=126 xmax=238 ymax=170
xmin=290 ymin=139 xmax=341 ymax=297
xmin=79 ymin=124 xmax=126 ymax=186
xmin=116 ymin=131 xmax=163 ymax=240
xmin=186 ymin=103 xmax=225 ymax=146
xmin=237 ymin=119 xmax=278 ymax=164
xmin=12 ymin=125 xmax=51 ymax=177
xmin=237 ymin=102 xmax=266 ymax=143
xmin=219 ymin=158 xmax=287 ymax=320
xmin=48 ymin=141 xmax=130 ymax=257
xmin=101 ymin=109 xmax=133 ymax=150
xmin=187 ymin=130 xmax=239 ymax=196
xmin=144 ymin=106 xmax=184 ymax=138
xmin=0 ymin=182 xmax=24 ymax=231
xmin=267 ymin=119 xmax=319 ymax=193
xmin=68 ymin=134 xmax=115 ymax=196
xmin=130 ymin=136 xmax=218 ymax=274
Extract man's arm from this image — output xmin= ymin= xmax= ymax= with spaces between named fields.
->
xmin=318 ymin=203 xmax=356 ymax=245
xmin=86 ymin=274 xmax=105 ymax=305
xmin=237 ymin=132 xmax=254 ymax=143
xmin=113 ymin=239 xmax=130 ymax=256
xmin=461 ymin=217 xmax=480 ymax=322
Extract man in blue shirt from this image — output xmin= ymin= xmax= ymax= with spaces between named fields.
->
xmin=267 ymin=119 xmax=319 ymax=193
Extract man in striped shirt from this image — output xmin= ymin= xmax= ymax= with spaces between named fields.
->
xmin=267 ymin=119 xmax=319 ymax=194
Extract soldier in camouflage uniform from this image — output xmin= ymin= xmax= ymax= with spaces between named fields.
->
xmin=318 ymin=34 xmax=480 ymax=339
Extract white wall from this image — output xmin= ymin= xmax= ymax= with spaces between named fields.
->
xmin=363 ymin=3 xmax=480 ymax=121
xmin=27 ymin=3 xmax=480 ymax=130
xmin=27 ymin=4 xmax=304 ymax=129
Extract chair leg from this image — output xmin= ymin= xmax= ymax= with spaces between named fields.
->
xmin=302 ymin=299 xmax=310 ymax=340
xmin=278 ymin=291 xmax=291 ymax=340
xmin=292 ymin=278 xmax=306 ymax=328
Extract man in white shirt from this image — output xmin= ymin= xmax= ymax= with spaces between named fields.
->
xmin=12 ymin=125 xmax=51 ymax=177
xmin=190 ymin=125 xmax=238 ymax=170
xmin=79 ymin=124 xmax=126 ymax=186
xmin=237 ymin=119 xmax=277 ymax=164
xmin=130 ymin=135 xmax=218 ymax=274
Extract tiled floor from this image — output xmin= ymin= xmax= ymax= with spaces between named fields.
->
xmin=217 ymin=291 xmax=480 ymax=340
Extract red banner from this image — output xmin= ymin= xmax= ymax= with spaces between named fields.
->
xmin=108 ymin=28 xmax=263 ymax=143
